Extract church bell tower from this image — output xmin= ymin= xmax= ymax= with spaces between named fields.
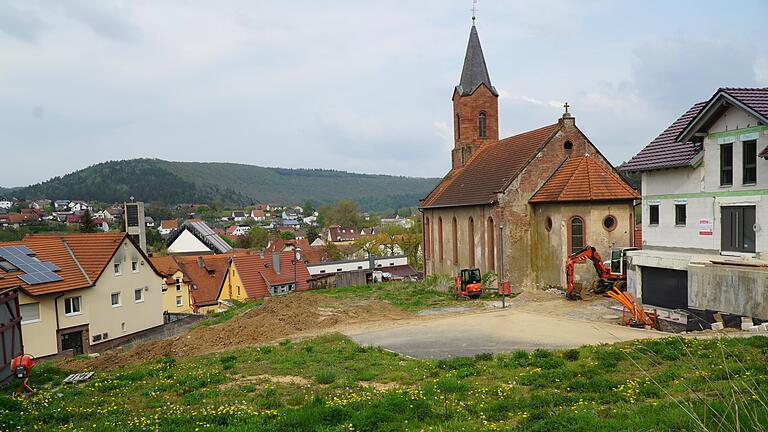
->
xmin=452 ymin=21 xmax=499 ymax=169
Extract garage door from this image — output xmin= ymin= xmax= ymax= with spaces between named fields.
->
xmin=641 ymin=267 xmax=688 ymax=309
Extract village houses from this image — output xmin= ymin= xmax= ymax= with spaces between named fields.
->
xmin=623 ymin=87 xmax=768 ymax=326
xmin=2 ymin=233 xmax=164 ymax=358
xmin=217 ymin=251 xmax=310 ymax=304
xmin=420 ymin=23 xmax=639 ymax=290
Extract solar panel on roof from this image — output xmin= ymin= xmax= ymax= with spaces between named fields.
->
xmin=0 ymin=245 xmax=63 ymax=286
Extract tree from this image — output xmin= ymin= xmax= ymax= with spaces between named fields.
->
xmin=323 ymin=241 xmax=344 ymax=261
xmin=325 ymin=198 xmax=361 ymax=228
xmin=306 ymin=225 xmax=320 ymax=243
xmin=79 ymin=209 xmax=97 ymax=233
xmin=303 ymin=200 xmax=315 ymax=215
xmin=279 ymin=231 xmax=296 ymax=240
xmin=249 ymin=226 xmax=269 ymax=250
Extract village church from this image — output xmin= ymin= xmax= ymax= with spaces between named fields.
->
xmin=420 ymin=22 xmax=640 ymax=290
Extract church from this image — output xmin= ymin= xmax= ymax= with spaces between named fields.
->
xmin=419 ymin=22 xmax=640 ymax=290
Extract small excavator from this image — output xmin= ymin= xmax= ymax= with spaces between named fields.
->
xmin=455 ymin=268 xmax=483 ymax=299
xmin=564 ymin=245 xmax=637 ymax=300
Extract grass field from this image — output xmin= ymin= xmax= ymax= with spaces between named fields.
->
xmin=3 ymin=333 xmax=767 ymax=431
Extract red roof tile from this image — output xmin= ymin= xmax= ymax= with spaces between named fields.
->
xmin=160 ymin=220 xmax=178 ymax=230
xmin=176 ymin=254 xmax=235 ymax=307
xmin=265 ymin=239 xmax=328 ymax=264
xmin=422 ymin=124 xmax=559 ymax=208
xmin=529 ymin=156 xmax=639 ymax=203
xmin=722 ymin=87 xmax=768 ymax=118
xmin=232 ymin=252 xmax=310 ymax=300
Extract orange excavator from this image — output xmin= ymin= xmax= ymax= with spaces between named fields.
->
xmin=455 ymin=268 xmax=483 ymax=299
xmin=565 ymin=246 xmax=637 ymax=300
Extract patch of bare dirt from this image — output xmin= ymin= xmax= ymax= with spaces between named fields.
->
xmin=359 ymin=381 xmax=401 ymax=391
xmin=220 ymin=374 xmax=311 ymax=390
xmin=62 ymin=292 xmax=410 ymax=371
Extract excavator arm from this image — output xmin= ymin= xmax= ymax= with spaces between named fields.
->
xmin=565 ymin=246 xmax=611 ymax=300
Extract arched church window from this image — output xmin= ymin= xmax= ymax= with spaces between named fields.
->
xmin=478 ymin=112 xmax=487 ymax=138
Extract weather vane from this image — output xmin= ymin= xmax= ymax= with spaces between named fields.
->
xmin=471 ymin=0 xmax=478 ymax=22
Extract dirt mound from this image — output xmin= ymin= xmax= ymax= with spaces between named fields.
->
xmin=62 ymin=292 xmax=409 ymax=371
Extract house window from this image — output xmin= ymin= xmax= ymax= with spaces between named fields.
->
xmin=424 ymin=217 xmax=431 ymax=260
xmin=176 ymin=279 xmax=181 ymax=291
xmin=649 ymin=205 xmax=659 ymax=225
xmin=111 ymin=292 xmax=121 ymax=307
xmin=721 ymin=206 xmax=756 ymax=253
xmin=131 ymin=260 xmax=139 ymax=272
xmin=743 ymin=140 xmax=757 ymax=184
xmin=675 ymin=204 xmax=686 ymax=226
xmin=570 ymin=217 xmax=584 ymax=254
xmin=134 ymin=288 xmax=144 ymax=303
xmin=64 ymin=296 xmax=81 ymax=315
xmin=451 ymin=217 xmax=458 ymax=265
xmin=237 ymin=286 xmax=241 ymax=297
xmin=176 ymin=296 xmax=183 ymax=307
xmin=478 ymin=112 xmax=487 ymax=138
xmin=486 ymin=217 xmax=495 ymax=271
xmin=114 ymin=262 xmax=121 ymax=275
xmin=467 ymin=217 xmax=475 ymax=267
xmin=20 ymin=303 xmax=40 ymax=324
xmin=720 ymin=143 xmax=733 ymax=186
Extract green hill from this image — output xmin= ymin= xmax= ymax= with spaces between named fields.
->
xmin=11 ymin=159 xmax=439 ymax=211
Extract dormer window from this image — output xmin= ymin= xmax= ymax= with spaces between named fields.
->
xmin=478 ymin=112 xmax=487 ymax=138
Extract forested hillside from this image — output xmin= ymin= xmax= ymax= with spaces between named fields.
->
xmin=10 ymin=159 xmax=439 ymax=211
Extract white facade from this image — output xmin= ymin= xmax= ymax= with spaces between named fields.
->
xmin=307 ymin=255 xmax=409 ymax=276
xmin=168 ymin=229 xmax=211 ymax=254
xmin=0 ymin=200 xmax=12 ymax=209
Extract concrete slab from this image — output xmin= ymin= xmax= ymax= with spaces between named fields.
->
xmin=345 ymin=308 xmax=667 ymax=359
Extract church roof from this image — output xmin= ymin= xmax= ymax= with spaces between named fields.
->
xmin=529 ymin=155 xmax=640 ymax=203
xmin=456 ymin=24 xmax=498 ymax=97
xmin=421 ymin=124 xmax=559 ymax=208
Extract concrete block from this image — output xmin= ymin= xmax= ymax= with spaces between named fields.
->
xmin=741 ymin=316 xmax=754 ymax=325
xmin=760 ymin=323 xmax=768 ymax=332
xmin=711 ymin=322 xmax=724 ymax=331
xmin=748 ymin=325 xmax=761 ymax=332
xmin=741 ymin=323 xmax=755 ymax=331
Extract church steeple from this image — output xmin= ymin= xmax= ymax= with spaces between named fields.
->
xmin=457 ymin=24 xmax=498 ymax=97
xmin=452 ymin=23 xmax=499 ymax=169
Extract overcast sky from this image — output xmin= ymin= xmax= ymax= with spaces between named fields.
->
xmin=2 ymin=0 xmax=767 ymax=187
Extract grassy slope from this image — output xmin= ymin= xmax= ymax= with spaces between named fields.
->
xmin=13 ymin=158 xmax=439 ymax=211
xmin=4 ymin=334 xmax=767 ymax=431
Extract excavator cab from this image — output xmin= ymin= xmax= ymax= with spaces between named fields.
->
xmin=609 ymin=248 xmax=638 ymax=275
xmin=455 ymin=268 xmax=482 ymax=299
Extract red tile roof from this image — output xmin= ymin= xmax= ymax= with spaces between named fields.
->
xmin=176 ymin=254 xmax=234 ymax=308
xmin=160 ymin=220 xmax=178 ymax=230
xmin=530 ymin=156 xmax=639 ymax=203
xmin=722 ymin=87 xmax=768 ymax=118
xmin=0 ymin=232 xmax=150 ymax=296
xmin=422 ymin=124 xmax=559 ymax=208
xmin=265 ymin=239 xmax=328 ymax=264
xmin=231 ymin=252 xmax=310 ymax=300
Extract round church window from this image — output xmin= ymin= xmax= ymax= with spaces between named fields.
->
xmin=603 ymin=215 xmax=616 ymax=232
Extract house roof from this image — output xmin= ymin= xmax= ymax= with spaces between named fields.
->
xmin=230 ymin=252 xmax=310 ymax=300
xmin=160 ymin=220 xmax=178 ymax=230
xmin=529 ymin=155 xmax=640 ymax=203
xmin=456 ymin=24 xmax=498 ymax=97
xmin=623 ymin=87 xmax=768 ymax=172
xmin=421 ymin=123 xmax=560 ymax=208
xmin=0 ymin=232 xmax=155 ymax=296
xmin=168 ymin=221 xmax=233 ymax=254
xmin=176 ymin=254 xmax=234 ymax=307
xmin=265 ymin=238 xmax=328 ymax=264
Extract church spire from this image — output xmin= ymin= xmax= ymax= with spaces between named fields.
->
xmin=457 ymin=23 xmax=498 ymax=97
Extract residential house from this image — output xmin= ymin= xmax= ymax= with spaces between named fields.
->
xmin=149 ymin=256 xmax=193 ymax=313
xmin=310 ymin=238 xmax=326 ymax=247
xmin=265 ymin=238 xmax=328 ymax=264
xmin=29 ymin=199 xmax=51 ymax=210
xmin=175 ymin=254 xmax=233 ymax=313
xmin=281 ymin=219 xmax=300 ymax=229
xmin=106 ymin=205 xmax=124 ymax=221
xmin=622 ymin=87 xmax=768 ymax=326
xmin=326 ymin=225 xmax=360 ymax=243
xmin=158 ymin=219 xmax=179 ymax=236
xmin=2 ymin=233 xmax=164 ymax=358
xmin=381 ymin=215 xmax=415 ymax=229
xmin=226 ymin=225 xmax=251 ymax=237
xmin=167 ymin=220 xmax=233 ymax=255
xmin=0 ymin=212 xmax=41 ymax=228
xmin=306 ymin=255 xmax=419 ymax=287
xmin=144 ymin=217 xmax=155 ymax=227
xmin=65 ymin=214 xmax=81 ymax=226
xmin=250 ymin=209 xmax=266 ymax=222
xmin=54 ymin=200 xmax=70 ymax=211
xmin=218 ymin=252 xmax=310 ymax=304
xmin=231 ymin=211 xmax=247 ymax=222
xmin=0 ymin=198 xmax=13 ymax=210
xmin=255 ymin=203 xmax=271 ymax=211
xmin=303 ymin=214 xmax=318 ymax=226
xmin=420 ymin=22 xmax=639 ymax=290
xmin=68 ymin=201 xmax=91 ymax=214
xmin=282 ymin=211 xmax=299 ymax=221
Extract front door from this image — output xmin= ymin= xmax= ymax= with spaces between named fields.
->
xmin=721 ymin=206 xmax=756 ymax=253
xmin=61 ymin=331 xmax=84 ymax=355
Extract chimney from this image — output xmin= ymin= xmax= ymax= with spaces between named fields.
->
xmin=272 ymin=252 xmax=281 ymax=274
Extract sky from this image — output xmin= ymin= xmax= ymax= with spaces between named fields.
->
xmin=1 ymin=0 xmax=767 ymax=187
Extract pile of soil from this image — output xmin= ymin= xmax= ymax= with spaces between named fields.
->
xmin=62 ymin=292 xmax=409 ymax=371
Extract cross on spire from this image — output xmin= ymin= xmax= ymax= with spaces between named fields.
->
xmin=471 ymin=0 xmax=478 ymax=22
xmin=563 ymin=102 xmax=570 ymax=114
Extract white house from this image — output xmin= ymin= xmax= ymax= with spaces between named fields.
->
xmin=250 ymin=209 xmax=266 ymax=222
xmin=167 ymin=221 xmax=233 ymax=255
xmin=231 ymin=211 xmax=247 ymax=222
xmin=0 ymin=199 xmax=14 ymax=210
xmin=622 ymin=87 xmax=768 ymax=329
xmin=69 ymin=201 xmax=92 ymax=214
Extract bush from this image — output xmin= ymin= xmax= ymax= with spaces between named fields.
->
xmin=593 ymin=349 xmax=624 ymax=368
xmin=315 ymin=370 xmax=337 ymax=385
xmin=474 ymin=352 xmax=493 ymax=362
xmin=562 ymin=349 xmax=580 ymax=361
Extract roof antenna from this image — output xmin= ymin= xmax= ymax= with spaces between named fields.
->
xmin=471 ymin=0 xmax=478 ymax=23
